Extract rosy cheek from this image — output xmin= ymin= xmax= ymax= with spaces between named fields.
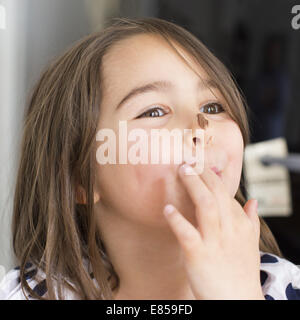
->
xmin=220 ymin=119 xmax=243 ymax=155
xmin=132 ymin=164 xmax=155 ymax=186
xmin=222 ymin=121 xmax=244 ymax=195
xmin=132 ymin=163 xmax=176 ymax=187
xmin=230 ymin=123 xmax=244 ymax=164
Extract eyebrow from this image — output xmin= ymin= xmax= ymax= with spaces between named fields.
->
xmin=115 ymin=78 xmax=218 ymax=110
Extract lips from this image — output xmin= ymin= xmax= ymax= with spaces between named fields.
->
xmin=183 ymin=160 xmax=223 ymax=178
xmin=210 ymin=166 xmax=222 ymax=178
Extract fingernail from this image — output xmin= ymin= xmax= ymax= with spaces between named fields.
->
xmin=180 ymin=164 xmax=194 ymax=175
xmin=164 ymin=204 xmax=175 ymax=216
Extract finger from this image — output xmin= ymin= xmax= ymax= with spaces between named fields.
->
xmin=199 ymin=166 xmax=232 ymax=225
xmin=179 ymin=164 xmax=220 ymax=240
xmin=163 ymin=204 xmax=203 ymax=261
xmin=199 ymin=166 xmax=228 ymax=199
xmin=243 ymin=199 xmax=260 ymax=242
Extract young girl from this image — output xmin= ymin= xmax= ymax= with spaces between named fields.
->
xmin=1 ymin=17 xmax=300 ymax=300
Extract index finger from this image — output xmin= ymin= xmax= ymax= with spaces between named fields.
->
xmin=179 ymin=164 xmax=221 ymax=241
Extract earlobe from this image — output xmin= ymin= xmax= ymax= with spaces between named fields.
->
xmin=75 ymin=185 xmax=100 ymax=204
xmin=75 ymin=186 xmax=86 ymax=204
xmin=94 ymin=192 xmax=100 ymax=203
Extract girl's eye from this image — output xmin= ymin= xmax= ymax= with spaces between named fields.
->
xmin=136 ymin=106 xmax=168 ymax=119
xmin=199 ymin=102 xmax=225 ymax=114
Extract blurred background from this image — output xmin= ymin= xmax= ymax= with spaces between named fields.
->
xmin=1 ymin=0 xmax=300 ymax=279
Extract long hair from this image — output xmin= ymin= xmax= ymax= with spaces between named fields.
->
xmin=12 ymin=17 xmax=282 ymax=300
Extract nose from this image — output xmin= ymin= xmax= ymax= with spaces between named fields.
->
xmin=192 ymin=136 xmax=200 ymax=146
xmin=193 ymin=134 xmax=212 ymax=147
xmin=183 ymin=113 xmax=209 ymax=171
xmin=191 ymin=113 xmax=210 ymax=147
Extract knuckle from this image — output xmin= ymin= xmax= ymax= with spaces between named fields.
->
xmin=195 ymin=196 xmax=215 ymax=212
xmin=242 ymin=217 xmax=254 ymax=231
xmin=196 ymin=199 xmax=218 ymax=222
xmin=234 ymin=217 xmax=253 ymax=236
xmin=204 ymin=197 xmax=216 ymax=210
xmin=181 ymin=230 xmax=201 ymax=251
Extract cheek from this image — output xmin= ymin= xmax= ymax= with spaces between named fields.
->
xmin=132 ymin=164 xmax=197 ymax=226
xmin=133 ymin=164 xmax=170 ymax=203
xmin=219 ymin=120 xmax=244 ymax=196
xmin=96 ymin=125 xmax=184 ymax=226
xmin=97 ymin=161 xmax=180 ymax=226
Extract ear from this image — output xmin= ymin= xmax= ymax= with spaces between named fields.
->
xmin=75 ymin=185 xmax=100 ymax=204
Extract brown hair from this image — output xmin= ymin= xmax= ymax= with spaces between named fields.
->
xmin=12 ymin=16 xmax=282 ymax=300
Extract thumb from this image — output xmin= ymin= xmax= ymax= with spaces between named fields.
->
xmin=243 ymin=199 xmax=260 ymax=240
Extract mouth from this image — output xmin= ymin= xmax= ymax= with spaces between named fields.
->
xmin=183 ymin=160 xmax=223 ymax=178
xmin=210 ymin=166 xmax=222 ymax=178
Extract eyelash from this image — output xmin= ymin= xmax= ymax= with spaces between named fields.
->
xmin=199 ymin=102 xmax=225 ymax=114
xmin=136 ymin=102 xmax=225 ymax=119
xmin=136 ymin=106 xmax=168 ymax=119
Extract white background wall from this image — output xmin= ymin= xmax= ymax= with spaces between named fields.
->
xmin=0 ymin=0 xmax=28 ymax=280
xmin=0 ymin=0 xmax=121 ymax=281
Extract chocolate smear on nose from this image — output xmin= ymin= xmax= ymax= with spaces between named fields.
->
xmin=197 ymin=113 xmax=208 ymax=129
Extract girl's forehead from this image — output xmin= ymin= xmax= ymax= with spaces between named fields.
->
xmin=101 ymin=33 xmax=210 ymax=92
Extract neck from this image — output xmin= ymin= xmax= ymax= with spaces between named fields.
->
xmin=97 ymin=209 xmax=195 ymax=300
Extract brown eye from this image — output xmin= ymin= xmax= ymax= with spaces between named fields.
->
xmin=200 ymin=103 xmax=224 ymax=114
xmin=136 ymin=107 xmax=167 ymax=119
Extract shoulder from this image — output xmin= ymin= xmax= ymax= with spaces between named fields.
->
xmin=0 ymin=259 xmax=98 ymax=300
xmin=0 ymin=263 xmax=45 ymax=300
xmin=0 ymin=263 xmax=87 ymax=300
xmin=260 ymin=251 xmax=300 ymax=300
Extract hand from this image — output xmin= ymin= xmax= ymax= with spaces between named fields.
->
xmin=163 ymin=163 xmax=265 ymax=300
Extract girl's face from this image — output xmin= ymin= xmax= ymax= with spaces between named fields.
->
xmin=95 ymin=34 xmax=244 ymax=227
